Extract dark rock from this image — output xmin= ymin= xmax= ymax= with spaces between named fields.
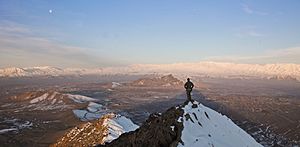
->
xmin=192 ymin=104 xmax=198 ymax=108
xmin=99 ymin=106 xmax=185 ymax=147
xmin=204 ymin=111 xmax=210 ymax=119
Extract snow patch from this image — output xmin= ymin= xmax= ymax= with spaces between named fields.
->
xmin=170 ymin=126 xmax=175 ymax=131
xmin=112 ymin=82 xmax=121 ymax=88
xmin=178 ymin=101 xmax=263 ymax=147
xmin=103 ymin=114 xmax=139 ymax=143
xmin=30 ymin=93 xmax=49 ymax=103
xmin=0 ymin=119 xmax=33 ymax=134
xmin=87 ymin=102 xmax=104 ymax=112
xmin=67 ymin=94 xmax=98 ymax=103
xmin=0 ymin=128 xmax=18 ymax=134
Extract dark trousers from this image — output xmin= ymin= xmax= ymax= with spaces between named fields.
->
xmin=186 ymin=90 xmax=192 ymax=101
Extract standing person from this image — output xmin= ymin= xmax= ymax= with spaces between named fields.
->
xmin=184 ymin=78 xmax=194 ymax=101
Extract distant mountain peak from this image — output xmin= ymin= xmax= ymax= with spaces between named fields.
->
xmin=1 ymin=62 xmax=300 ymax=81
xmin=130 ymin=74 xmax=184 ymax=87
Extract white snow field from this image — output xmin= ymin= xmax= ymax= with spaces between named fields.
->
xmin=178 ymin=101 xmax=263 ymax=147
xmin=103 ymin=114 xmax=139 ymax=143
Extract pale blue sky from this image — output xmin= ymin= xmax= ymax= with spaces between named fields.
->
xmin=0 ymin=0 xmax=300 ymax=68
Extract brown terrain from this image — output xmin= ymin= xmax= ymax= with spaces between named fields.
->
xmin=0 ymin=75 xmax=299 ymax=146
xmin=0 ymin=91 xmax=90 ymax=146
xmin=51 ymin=114 xmax=113 ymax=147
xmin=196 ymin=78 xmax=300 ymax=146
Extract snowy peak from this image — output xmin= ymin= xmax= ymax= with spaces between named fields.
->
xmin=0 ymin=67 xmax=26 ymax=77
xmin=178 ymin=101 xmax=262 ymax=147
xmin=51 ymin=113 xmax=138 ymax=147
xmin=0 ymin=66 xmax=63 ymax=77
xmin=102 ymin=100 xmax=262 ymax=147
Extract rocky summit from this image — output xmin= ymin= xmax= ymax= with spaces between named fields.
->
xmin=52 ymin=113 xmax=138 ymax=147
xmin=98 ymin=100 xmax=262 ymax=147
xmin=15 ymin=92 xmax=264 ymax=147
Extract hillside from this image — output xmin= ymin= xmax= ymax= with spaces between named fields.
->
xmin=129 ymin=74 xmax=184 ymax=87
xmin=100 ymin=100 xmax=262 ymax=147
xmin=51 ymin=113 xmax=138 ymax=147
xmin=52 ymin=99 xmax=262 ymax=147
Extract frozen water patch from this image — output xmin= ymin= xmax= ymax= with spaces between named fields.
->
xmin=0 ymin=118 xmax=33 ymax=134
xmin=87 ymin=102 xmax=104 ymax=112
xmin=73 ymin=102 xmax=107 ymax=121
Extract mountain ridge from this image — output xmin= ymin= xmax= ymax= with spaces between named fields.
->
xmin=1 ymin=62 xmax=300 ymax=81
xmin=99 ymin=100 xmax=262 ymax=147
xmin=51 ymin=113 xmax=138 ymax=147
xmin=52 ymin=99 xmax=262 ymax=147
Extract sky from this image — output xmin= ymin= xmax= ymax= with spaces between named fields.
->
xmin=0 ymin=0 xmax=300 ymax=68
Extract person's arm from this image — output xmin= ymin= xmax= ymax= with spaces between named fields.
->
xmin=191 ymin=82 xmax=194 ymax=88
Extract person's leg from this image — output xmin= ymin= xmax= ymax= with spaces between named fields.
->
xmin=186 ymin=90 xmax=192 ymax=101
xmin=186 ymin=90 xmax=188 ymax=98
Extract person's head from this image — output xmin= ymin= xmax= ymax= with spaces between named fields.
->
xmin=187 ymin=78 xmax=190 ymax=81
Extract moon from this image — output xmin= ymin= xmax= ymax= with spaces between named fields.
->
xmin=49 ymin=9 xmax=53 ymax=14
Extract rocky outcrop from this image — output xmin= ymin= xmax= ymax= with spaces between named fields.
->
xmin=98 ymin=104 xmax=185 ymax=147
xmin=51 ymin=113 xmax=138 ymax=147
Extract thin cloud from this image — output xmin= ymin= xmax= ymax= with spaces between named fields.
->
xmin=0 ymin=21 xmax=30 ymax=34
xmin=235 ymin=26 xmax=265 ymax=38
xmin=241 ymin=4 xmax=268 ymax=16
xmin=236 ymin=30 xmax=265 ymax=37
xmin=204 ymin=47 xmax=300 ymax=64
xmin=246 ymin=31 xmax=264 ymax=37
xmin=0 ymin=21 xmax=114 ymax=68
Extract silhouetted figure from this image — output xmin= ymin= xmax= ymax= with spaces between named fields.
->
xmin=184 ymin=78 xmax=194 ymax=101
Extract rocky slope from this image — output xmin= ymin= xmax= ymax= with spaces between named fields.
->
xmin=51 ymin=113 xmax=138 ymax=147
xmin=99 ymin=100 xmax=262 ymax=147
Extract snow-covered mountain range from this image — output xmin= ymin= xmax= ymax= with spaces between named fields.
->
xmin=1 ymin=62 xmax=300 ymax=81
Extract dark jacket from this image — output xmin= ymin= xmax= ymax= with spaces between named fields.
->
xmin=184 ymin=81 xmax=194 ymax=91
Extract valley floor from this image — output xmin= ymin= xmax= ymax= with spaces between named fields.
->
xmin=0 ymin=76 xmax=299 ymax=146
